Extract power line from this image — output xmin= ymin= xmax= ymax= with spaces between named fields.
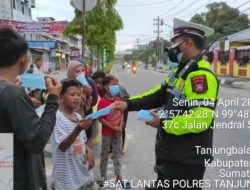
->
xmin=242 ymin=7 xmax=250 ymax=12
xmin=158 ymin=0 xmax=185 ymax=17
xmin=228 ymin=0 xmax=239 ymax=6
xmin=116 ymin=37 xmax=156 ymax=45
xmin=179 ymin=0 xmax=249 ymax=21
xmin=117 ymin=33 xmax=155 ymax=37
xmin=116 ymin=34 xmax=171 ymax=46
xmin=143 ymin=23 xmax=155 ymax=35
xmin=117 ymin=0 xmax=174 ymax=7
xmin=179 ymin=0 xmax=213 ymax=20
xmin=236 ymin=1 xmax=250 ymax=9
xmin=164 ymin=0 xmax=199 ymax=21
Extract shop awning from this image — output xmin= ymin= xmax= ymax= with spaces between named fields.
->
xmin=27 ymin=41 xmax=56 ymax=50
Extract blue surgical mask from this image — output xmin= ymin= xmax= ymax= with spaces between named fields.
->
xmin=109 ymin=85 xmax=120 ymax=96
xmin=76 ymin=74 xmax=89 ymax=86
xmin=177 ymin=52 xmax=183 ymax=62
xmin=168 ymin=58 xmax=179 ymax=69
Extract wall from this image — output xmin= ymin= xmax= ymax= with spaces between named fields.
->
xmin=13 ymin=0 xmax=32 ymax=21
xmin=211 ymin=48 xmax=250 ymax=79
xmin=0 ymin=1 xmax=12 ymax=19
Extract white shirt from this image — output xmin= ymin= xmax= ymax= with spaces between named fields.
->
xmin=33 ymin=65 xmax=43 ymax=74
xmin=52 ymin=111 xmax=93 ymax=190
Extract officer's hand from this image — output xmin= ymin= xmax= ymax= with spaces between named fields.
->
xmin=111 ymin=101 xmax=128 ymax=111
xmin=145 ymin=112 xmax=161 ymax=129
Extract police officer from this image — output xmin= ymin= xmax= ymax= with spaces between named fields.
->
xmin=112 ymin=18 xmax=219 ymax=190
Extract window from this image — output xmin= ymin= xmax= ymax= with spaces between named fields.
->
xmin=12 ymin=0 xmax=16 ymax=9
xmin=206 ymin=51 xmax=214 ymax=64
xmin=29 ymin=8 xmax=31 ymax=18
xmin=22 ymin=5 xmax=25 ymax=15
xmin=236 ymin=49 xmax=250 ymax=66
xmin=218 ymin=51 xmax=229 ymax=65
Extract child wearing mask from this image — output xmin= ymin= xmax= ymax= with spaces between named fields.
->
xmin=97 ymin=76 xmax=130 ymax=189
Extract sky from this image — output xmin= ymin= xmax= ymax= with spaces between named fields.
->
xmin=32 ymin=0 xmax=250 ymax=51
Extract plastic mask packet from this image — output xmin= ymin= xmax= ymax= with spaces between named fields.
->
xmin=76 ymin=74 xmax=89 ymax=86
xmin=86 ymin=106 xmax=112 ymax=119
xmin=20 ymin=73 xmax=46 ymax=89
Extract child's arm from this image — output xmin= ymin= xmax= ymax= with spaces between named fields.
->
xmin=99 ymin=118 xmax=120 ymax=133
xmin=86 ymin=145 xmax=95 ymax=170
xmin=59 ymin=119 xmax=92 ymax=152
xmin=116 ymin=113 xmax=124 ymax=136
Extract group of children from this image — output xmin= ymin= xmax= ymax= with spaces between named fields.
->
xmin=51 ymin=61 xmax=130 ymax=190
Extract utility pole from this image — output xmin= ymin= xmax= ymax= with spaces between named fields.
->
xmin=82 ymin=0 xmax=86 ymax=59
xmin=136 ymin=38 xmax=140 ymax=50
xmin=154 ymin=17 xmax=163 ymax=68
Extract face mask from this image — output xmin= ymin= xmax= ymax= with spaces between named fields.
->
xmin=168 ymin=40 xmax=184 ymax=63
xmin=76 ymin=73 xmax=89 ymax=86
xmin=109 ymin=85 xmax=120 ymax=96
xmin=168 ymin=58 xmax=178 ymax=69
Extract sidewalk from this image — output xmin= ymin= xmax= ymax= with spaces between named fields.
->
xmin=142 ymin=67 xmax=250 ymax=91
xmin=218 ymin=76 xmax=250 ymax=90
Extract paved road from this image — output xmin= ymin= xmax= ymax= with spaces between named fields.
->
xmin=46 ymin=66 xmax=250 ymax=190
xmin=92 ymin=65 xmax=250 ymax=190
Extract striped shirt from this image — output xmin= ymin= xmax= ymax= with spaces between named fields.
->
xmin=52 ymin=111 xmax=93 ymax=190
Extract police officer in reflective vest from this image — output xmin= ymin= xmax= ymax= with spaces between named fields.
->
xmin=112 ymin=18 xmax=219 ymax=190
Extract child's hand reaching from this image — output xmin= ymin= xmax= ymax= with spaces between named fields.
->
xmin=83 ymin=85 xmax=92 ymax=96
xmin=77 ymin=119 xmax=92 ymax=130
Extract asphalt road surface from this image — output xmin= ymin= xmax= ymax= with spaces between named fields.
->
xmin=46 ymin=66 xmax=250 ymax=190
xmin=91 ymin=65 xmax=250 ymax=190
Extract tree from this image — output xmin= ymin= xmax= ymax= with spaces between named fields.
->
xmin=64 ymin=0 xmax=123 ymax=68
xmin=191 ymin=2 xmax=250 ymax=43
xmin=121 ymin=38 xmax=170 ymax=65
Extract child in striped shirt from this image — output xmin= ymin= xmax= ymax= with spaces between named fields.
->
xmin=52 ymin=80 xmax=96 ymax=190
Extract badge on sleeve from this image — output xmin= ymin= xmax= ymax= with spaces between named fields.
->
xmin=191 ymin=75 xmax=208 ymax=94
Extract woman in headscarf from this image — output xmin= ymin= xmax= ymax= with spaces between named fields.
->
xmin=66 ymin=60 xmax=99 ymax=144
xmin=66 ymin=60 xmax=93 ymax=117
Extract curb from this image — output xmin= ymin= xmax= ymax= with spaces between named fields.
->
xmin=218 ymin=77 xmax=250 ymax=90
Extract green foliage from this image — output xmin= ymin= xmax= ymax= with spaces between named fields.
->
xmin=122 ymin=38 xmax=170 ymax=65
xmin=103 ymin=64 xmax=112 ymax=74
xmin=190 ymin=2 xmax=250 ymax=43
xmin=64 ymin=0 xmax=123 ymax=62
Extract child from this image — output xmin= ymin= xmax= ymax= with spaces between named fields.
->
xmin=52 ymin=80 xmax=96 ymax=190
xmin=66 ymin=60 xmax=98 ymax=144
xmin=97 ymin=76 xmax=130 ymax=189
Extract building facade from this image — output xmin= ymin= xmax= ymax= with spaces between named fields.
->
xmin=0 ymin=3 xmax=82 ymax=72
xmin=0 ymin=0 xmax=35 ymax=21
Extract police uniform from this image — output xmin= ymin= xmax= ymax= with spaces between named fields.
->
xmin=126 ymin=19 xmax=218 ymax=189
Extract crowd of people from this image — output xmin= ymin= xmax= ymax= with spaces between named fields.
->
xmin=1 ymin=15 xmax=219 ymax=190
xmin=0 ymin=28 xmax=130 ymax=190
